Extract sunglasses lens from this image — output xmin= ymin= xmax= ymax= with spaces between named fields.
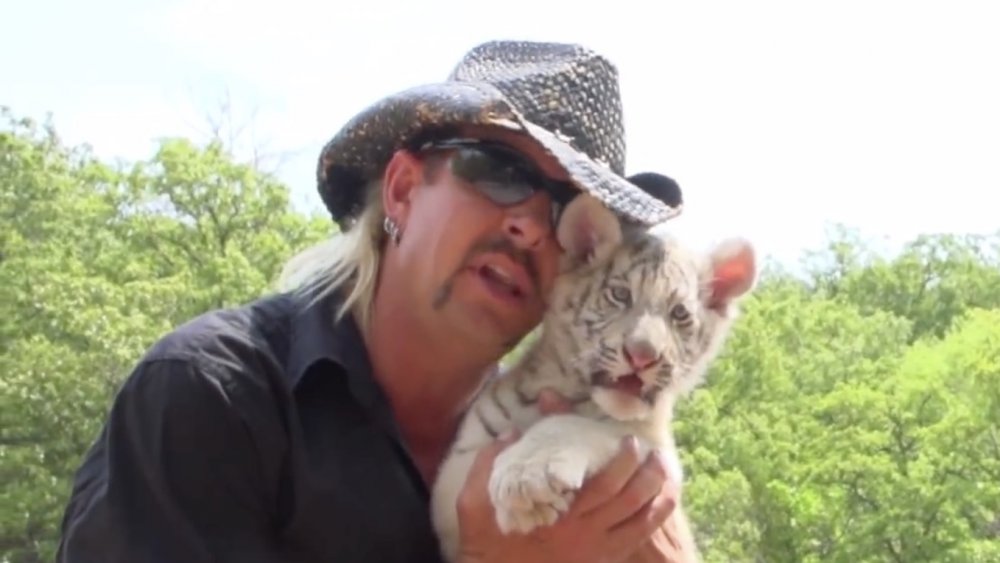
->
xmin=419 ymin=138 xmax=578 ymax=216
xmin=473 ymin=181 xmax=536 ymax=205
xmin=450 ymin=146 xmax=540 ymax=205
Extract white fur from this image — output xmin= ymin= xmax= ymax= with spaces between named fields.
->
xmin=430 ymin=194 xmax=757 ymax=563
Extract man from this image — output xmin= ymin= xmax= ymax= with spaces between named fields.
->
xmin=56 ymin=40 xmax=690 ymax=562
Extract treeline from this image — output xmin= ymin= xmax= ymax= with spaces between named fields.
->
xmin=1 ymin=107 xmax=998 ymax=562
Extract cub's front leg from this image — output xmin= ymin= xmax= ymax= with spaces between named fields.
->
xmin=488 ymin=413 xmax=641 ymax=535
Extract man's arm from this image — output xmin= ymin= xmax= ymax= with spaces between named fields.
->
xmin=57 ymin=358 xmax=281 ymax=563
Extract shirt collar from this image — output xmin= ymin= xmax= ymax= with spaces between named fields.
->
xmin=287 ymin=290 xmax=365 ymax=386
xmin=283 ymin=289 xmax=424 ymax=495
xmin=286 ymin=289 xmax=393 ymax=415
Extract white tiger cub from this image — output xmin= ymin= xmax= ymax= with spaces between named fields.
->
xmin=430 ymin=193 xmax=756 ymax=562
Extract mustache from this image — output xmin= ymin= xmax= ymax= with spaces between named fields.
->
xmin=467 ymin=236 xmax=541 ymax=292
xmin=432 ymin=236 xmax=543 ymax=311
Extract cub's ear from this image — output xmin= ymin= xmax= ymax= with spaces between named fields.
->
xmin=702 ymin=237 xmax=757 ymax=312
xmin=556 ymin=194 xmax=623 ymax=270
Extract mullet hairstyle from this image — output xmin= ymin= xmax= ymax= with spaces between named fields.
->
xmin=276 ymin=150 xmax=448 ymax=334
xmin=276 ymin=178 xmax=387 ymax=335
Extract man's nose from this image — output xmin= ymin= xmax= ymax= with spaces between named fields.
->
xmin=501 ymin=194 xmax=553 ymax=251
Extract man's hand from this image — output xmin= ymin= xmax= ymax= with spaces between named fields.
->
xmin=624 ymin=506 xmax=698 ymax=563
xmin=454 ymin=388 xmax=683 ymax=563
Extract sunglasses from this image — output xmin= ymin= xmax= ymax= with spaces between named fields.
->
xmin=415 ymin=137 xmax=579 ymax=224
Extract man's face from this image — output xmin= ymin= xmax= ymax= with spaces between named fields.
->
xmin=383 ymin=128 xmax=571 ymax=351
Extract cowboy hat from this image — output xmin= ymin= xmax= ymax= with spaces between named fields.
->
xmin=316 ymin=40 xmax=684 ymax=231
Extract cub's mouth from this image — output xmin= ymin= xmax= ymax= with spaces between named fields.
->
xmin=590 ymin=370 xmax=646 ymax=398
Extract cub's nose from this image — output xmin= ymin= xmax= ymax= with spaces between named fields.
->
xmin=623 ymin=339 xmax=661 ymax=372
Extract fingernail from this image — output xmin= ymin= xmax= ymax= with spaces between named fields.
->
xmin=620 ymin=435 xmax=638 ymax=451
xmin=651 ymin=449 xmax=670 ymax=474
xmin=498 ymin=428 xmax=519 ymax=442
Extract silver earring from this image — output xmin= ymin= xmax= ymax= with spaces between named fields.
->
xmin=383 ymin=216 xmax=401 ymax=246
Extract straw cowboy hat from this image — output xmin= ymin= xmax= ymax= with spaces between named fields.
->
xmin=316 ymin=40 xmax=684 ymax=231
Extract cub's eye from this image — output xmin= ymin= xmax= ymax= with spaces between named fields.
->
xmin=606 ymin=285 xmax=632 ymax=306
xmin=670 ymin=304 xmax=691 ymax=322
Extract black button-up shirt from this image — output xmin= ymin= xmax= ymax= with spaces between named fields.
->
xmin=56 ymin=290 xmax=448 ymax=563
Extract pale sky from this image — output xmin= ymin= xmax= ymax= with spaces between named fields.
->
xmin=5 ymin=0 xmax=998 ymax=268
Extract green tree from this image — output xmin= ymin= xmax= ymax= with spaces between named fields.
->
xmin=677 ymin=232 xmax=1000 ymax=562
xmin=804 ymin=225 xmax=1000 ymax=342
xmin=0 ymin=106 xmax=329 ymax=562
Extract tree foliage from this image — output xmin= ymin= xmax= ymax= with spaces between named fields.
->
xmin=2 ymin=107 xmax=997 ymax=562
xmin=675 ymin=235 xmax=1000 ymax=562
xmin=0 ymin=107 xmax=330 ymax=562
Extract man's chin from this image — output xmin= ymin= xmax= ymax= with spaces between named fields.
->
xmin=442 ymin=299 xmax=535 ymax=356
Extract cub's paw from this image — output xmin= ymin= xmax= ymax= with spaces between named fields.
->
xmin=488 ymin=449 xmax=587 ymax=535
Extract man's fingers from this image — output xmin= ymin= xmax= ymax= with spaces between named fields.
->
xmin=605 ymin=480 xmax=678 ymax=557
xmin=571 ymin=436 xmax=644 ymax=515
xmin=588 ymin=449 xmax=670 ymax=529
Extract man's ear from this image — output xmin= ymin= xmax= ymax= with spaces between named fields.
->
xmin=381 ymin=149 xmax=424 ymax=228
xmin=556 ymin=194 xmax=623 ymax=271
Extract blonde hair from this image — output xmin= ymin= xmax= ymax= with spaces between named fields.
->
xmin=277 ymin=179 xmax=386 ymax=334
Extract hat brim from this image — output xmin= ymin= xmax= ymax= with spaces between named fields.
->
xmin=317 ymin=80 xmax=682 ymax=230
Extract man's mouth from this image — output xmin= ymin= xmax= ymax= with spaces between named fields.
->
xmin=478 ymin=263 xmax=525 ymax=299
xmin=473 ymin=253 xmax=531 ymax=302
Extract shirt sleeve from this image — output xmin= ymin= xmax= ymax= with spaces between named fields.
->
xmin=57 ymin=358 xmax=282 ymax=563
